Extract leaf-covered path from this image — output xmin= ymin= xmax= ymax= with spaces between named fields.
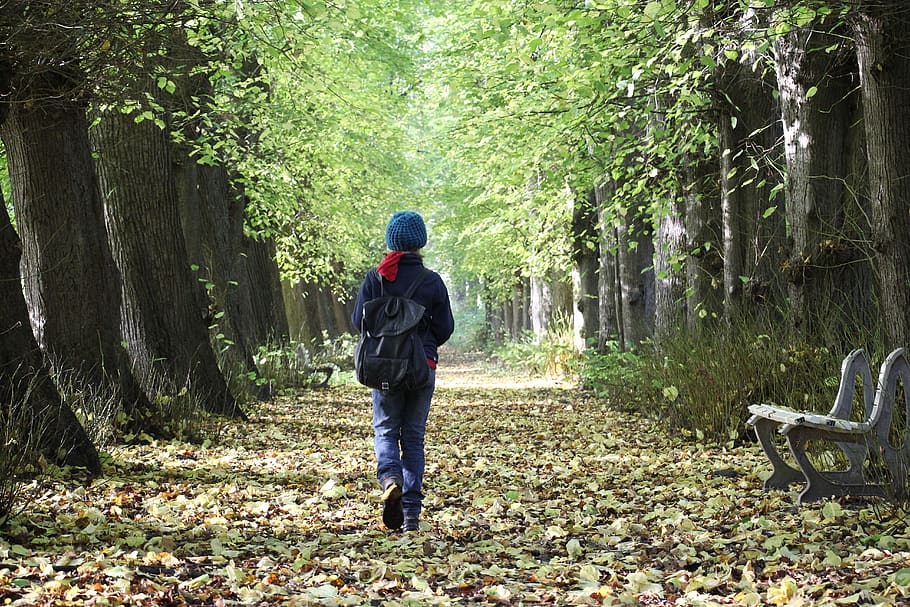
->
xmin=3 ymin=356 xmax=910 ymax=605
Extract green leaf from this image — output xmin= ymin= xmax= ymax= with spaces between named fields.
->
xmin=806 ymin=86 xmax=818 ymax=99
xmin=566 ymin=538 xmax=583 ymax=559
xmin=822 ymin=501 xmax=843 ymax=520
xmin=762 ymin=206 xmax=777 ymax=218
xmin=894 ymin=568 xmax=910 ymax=587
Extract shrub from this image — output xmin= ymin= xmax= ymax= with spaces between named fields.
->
xmin=253 ymin=335 xmax=354 ymax=393
xmin=581 ymin=323 xmax=849 ymax=443
xmin=578 ymin=342 xmax=651 ymax=410
xmin=447 ymin=303 xmax=488 ymax=352
xmin=494 ymin=320 xmax=577 ymax=378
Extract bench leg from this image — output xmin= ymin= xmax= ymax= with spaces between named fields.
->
xmin=787 ymin=429 xmax=885 ymax=504
xmin=753 ymin=418 xmax=804 ymax=490
xmin=836 ymin=442 xmax=869 ymax=484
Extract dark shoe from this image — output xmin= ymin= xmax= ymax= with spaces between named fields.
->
xmin=380 ymin=478 xmax=403 ymax=530
xmin=403 ymin=514 xmax=420 ymax=532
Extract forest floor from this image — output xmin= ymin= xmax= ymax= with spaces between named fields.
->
xmin=2 ymin=353 xmax=910 ymax=606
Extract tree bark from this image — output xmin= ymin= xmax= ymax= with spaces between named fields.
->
xmin=243 ymin=235 xmax=290 ymax=347
xmin=616 ymin=208 xmax=654 ymax=349
xmin=572 ymin=189 xmax=600 ymax=351
xmin=774 ymin=21 xmax=872 ymax=344
xmin=0 ymin=200 xmax=100 ymax=473
xmin=716 ymin=54 xmax=786 ymax=321
xmin=0 ymin=68 xmax=154 ymax=435
xmin=529 ymin=274 xmax=552 ymax=341
xmin=682 ymin=155 xmax=723 ymax=332
xmin=510 ymin=280 xmax=523 ymax=339
xmin=595 ymin=181 xmax=620 ymax=350
xmin=89 ymin=96 xmax=242 ymax=418
xmin=653 ymin=189 xmax=687 ymax=340
xmin=853 ymin=2 xmax=910 ymax=350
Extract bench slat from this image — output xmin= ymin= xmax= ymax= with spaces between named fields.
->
xmin=748 ymin=404 xmax=870 ymax=434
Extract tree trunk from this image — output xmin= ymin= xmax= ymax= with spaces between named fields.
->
xmin=511 ymin=281 xmax=523 ymax=338
xmin=716 ymin=56 xmax=786 ymax=321
xmin=283 ymin=279 xmax=316 ymax=343
xmin=0 ymin=71 xmax=153 ymax=434
xmin=682 ymin=155 xmax=723 ymax=332
xmin=572 ymin=189 xmax=600 ymax=351
xmin=529 ymin=274 xmax=553 ymax=341
xmin=521 ymin=277 xmax=531 ymax=333
xmin=243 ymin=235 xmax=290 ymax=347
xmin=89 ymin=98 xmax=241 ymax=418
xmin=595 ymin=180 xmax=621 ymax=350
xmin=653 ymin=189 xmax=687 ymax=340
xmin=0 ymin=200 xmax=100 ymax=473
xmin=174 ymin=157 xmax=272 ymax=387
xmin=854 ymin=3 xmax=910 ymax=350
xmin=616 ymin=209 xmax=654 ymax=349
xmin=774 ymin=21 xmax=871 ymax=345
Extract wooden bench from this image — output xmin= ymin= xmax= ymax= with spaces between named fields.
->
xmin=747 ymin=348 xmax=910 ymax=505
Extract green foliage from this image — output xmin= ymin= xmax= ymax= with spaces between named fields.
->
xmin=582 ymin=324 xmax=850 ymax=443
xmin=252 ymin=337 xmax=355 ymax=393
xmin=652 ymin=332 xmax=839 ymax=443
xmin=447 ymin=299 xmax=488 ymax=352
xmin=165 ymin=0 xmax=428 ymax=286
xmin=578 ymin=342 xmax=651 ymax=410
xmin=494 ymin=321 xmax=577 ymax=378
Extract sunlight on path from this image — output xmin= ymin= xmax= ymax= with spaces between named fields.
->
xmin=435 ymin=351 xmax=573 ymax=390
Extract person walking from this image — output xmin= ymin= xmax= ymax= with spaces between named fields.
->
xmin=352 ymin=211 xmax=455 ymax=532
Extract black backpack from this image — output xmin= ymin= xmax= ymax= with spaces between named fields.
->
xmin=355 ymin=268 xmax=430 ymax=392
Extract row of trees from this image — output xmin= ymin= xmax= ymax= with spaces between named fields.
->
xmin=0 ymin=1 xmax=421 ymax=471
xmin=5 ymin=0 xmax=910 ymax=471
xmin=419 ymin=0 xmax=910 ymax=357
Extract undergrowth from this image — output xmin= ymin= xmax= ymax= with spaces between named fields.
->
xmin=493 ymin=321 xmax=577 ymax=378
xmin=253 ymin=334 xmax=355 ymax=393
xmin=0 ymin=370 xmax=45 ymax=527
xmin=580 ymin=324 xmax=860 ymax=444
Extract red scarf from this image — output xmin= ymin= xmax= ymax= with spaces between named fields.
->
xmin=377 ymin=251 xmax=407 ymax=281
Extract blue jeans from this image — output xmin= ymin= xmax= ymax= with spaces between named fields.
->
xmin=372 ymin=369 xmax=436 ymax=515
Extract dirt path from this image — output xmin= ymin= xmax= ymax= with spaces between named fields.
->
xmin=3 ymin=357 xmax=910 ymax=605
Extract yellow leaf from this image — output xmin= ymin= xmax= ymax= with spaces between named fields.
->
xmin=767 ymin=577 xmax=799 ymax=605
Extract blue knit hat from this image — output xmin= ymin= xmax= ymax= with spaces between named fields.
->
xmin=385 ymin=211 xmax=427 ymax=251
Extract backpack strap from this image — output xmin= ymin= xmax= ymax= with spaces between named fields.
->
xmin=403 ymin=268 xmax=430 ymax=299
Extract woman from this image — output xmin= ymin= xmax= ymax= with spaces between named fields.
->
xmin=352 ymin=211 xmax=455 ymax=531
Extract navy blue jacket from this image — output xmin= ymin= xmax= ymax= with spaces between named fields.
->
xmin=352 ymin=254 xmax=455 ymax=364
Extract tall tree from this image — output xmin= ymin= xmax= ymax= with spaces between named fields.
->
xmin=853 ymin=1 xmax=910 ymax=350
xmin=0 ymin=64 xmax=154 ymax=432
xmin=715 ymin=54 xmax=786 ymax=321
xmin=616 ymin=207 xmax=655 ymax=349
xmin=654 ymin=189 xmax=687 ymax=340
xmin=681 ymin=156 xmax=723 ymax=332
xmin=773 ymin=15 xmax=872 ymax=343
xmin=90 ymin=86 xmax=242 ymax=418
xmin=595 ymin=180 xmax=621 ymax=350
